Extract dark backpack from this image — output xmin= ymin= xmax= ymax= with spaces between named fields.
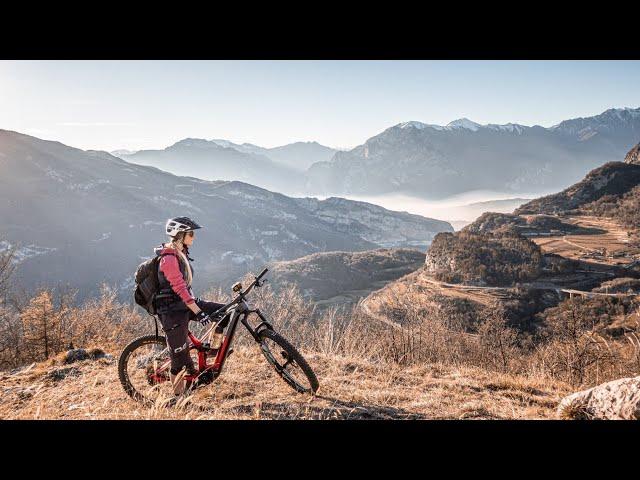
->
xmin=133 ymin=251 xmax=175 ymax=314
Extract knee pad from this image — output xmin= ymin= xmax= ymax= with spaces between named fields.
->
xmin=173 ymin=341 xmax=188 ymax=353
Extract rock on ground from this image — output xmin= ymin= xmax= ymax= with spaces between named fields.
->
xmin=558 ymin=376 xmax=640 ymax=419
xmin=57 ymin=348 xmax=111 ymax=365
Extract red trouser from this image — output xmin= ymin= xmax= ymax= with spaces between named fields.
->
xmin=157 ymin=299 xmax=226 ymax=375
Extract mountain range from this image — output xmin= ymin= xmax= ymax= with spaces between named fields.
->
xmin=117 ymin=107 xmax=640 ymax=201
xmin=305 ymin=108 xmax=640 ymax=199
xmin=0 ymin=129 xmax=451 ymax=300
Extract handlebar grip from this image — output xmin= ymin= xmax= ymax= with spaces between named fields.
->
xmin=256 ymin=267 xmax=269 ymax=280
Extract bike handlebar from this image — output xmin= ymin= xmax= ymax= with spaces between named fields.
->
xmin=256 ymin=267 xmax=269 ymax=280
xmin=241 ymin=267 xmax=268 ymax=297
xmin=211 ymin=267 xmax=269 ymax=317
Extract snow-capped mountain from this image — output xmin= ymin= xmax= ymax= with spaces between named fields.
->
xmin=446 ymin=118 xmax=482 ymax=131
xmin=550 ymin=107 xmax=640 ymax=141
xmin=305 ymin=107 xmax=640 ymax=199
xmin=397 ymin=118 xmax=526 ymax=134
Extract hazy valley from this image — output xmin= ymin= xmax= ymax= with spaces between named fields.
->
xmin=0 ymin=129 xmax=452 ymax=301
xmin=113 ymin=108 xmax=640 ymax=206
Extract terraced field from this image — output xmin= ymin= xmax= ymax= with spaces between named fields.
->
xmin=531 ymin=215 xmax=640 ymax=266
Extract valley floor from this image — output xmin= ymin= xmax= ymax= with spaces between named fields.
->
xmin=530 ymin=215 xmax=640 ymax=266
xmin=0 ymin=346 xmax=570 ymax=420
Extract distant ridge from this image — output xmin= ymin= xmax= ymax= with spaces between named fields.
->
xmin=305 ymin=107 xmax=640 ymax=200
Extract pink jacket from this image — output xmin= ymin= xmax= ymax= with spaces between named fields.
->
xmin=158 ymin=248 xmax=196 ymax=305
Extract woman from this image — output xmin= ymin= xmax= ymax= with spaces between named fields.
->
xmin=153 ymin=216 xmax=227 ymax=395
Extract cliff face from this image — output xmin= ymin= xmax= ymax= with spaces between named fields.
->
xmin=424 ymin=232 xmax=462 ymax=276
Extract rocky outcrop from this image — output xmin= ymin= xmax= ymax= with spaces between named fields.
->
xmin=424 ymin=230 xmax=543 ymax=286
xmin=625 ymin=142 xmax=640 ymax=165
xmin=56 ymin=348 xmax=110 ymax=365
xmin=558 ymin=376 xmax=640 ymax=419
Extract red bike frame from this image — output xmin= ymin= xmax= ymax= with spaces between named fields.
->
xmin=149 ymin=269 xmax=273 ymax=385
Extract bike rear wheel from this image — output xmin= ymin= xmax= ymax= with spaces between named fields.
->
xmin=258 ymin=329 xmax=319 ymax=394
xmin=118 ymin=334 xmax=177 ymax=406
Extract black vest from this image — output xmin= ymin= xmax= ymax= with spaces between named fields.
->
xmin=156 ymin=250 xmax=195 ymax=302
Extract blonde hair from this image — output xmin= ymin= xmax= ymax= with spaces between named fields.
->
xmin=164 ymin=232 xmax=193 ymax=286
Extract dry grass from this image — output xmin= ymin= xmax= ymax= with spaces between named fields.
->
xmin=0 ymin=344 xmax=571 ymax=420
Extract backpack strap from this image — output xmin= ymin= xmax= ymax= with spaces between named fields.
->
xmin=154 ymin=249 xmax=177 ymax=265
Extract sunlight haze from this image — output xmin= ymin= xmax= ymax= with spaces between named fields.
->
xmin=1 ymin=60 xmax=639 ymax=152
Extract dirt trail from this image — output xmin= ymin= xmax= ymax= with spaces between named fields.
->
xmin=417 ymin=274 xmax=515 ymax=306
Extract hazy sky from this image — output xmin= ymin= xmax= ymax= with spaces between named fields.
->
xmin=1 ymin=60 xmax=639 ymax=152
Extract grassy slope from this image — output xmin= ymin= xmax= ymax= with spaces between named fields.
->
xmin=0 ymin=346 xmax=570 ymax=420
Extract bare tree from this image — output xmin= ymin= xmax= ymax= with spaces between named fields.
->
xmin=541 ymin=298 xmax=620 ymax=386
xmin=477 ymin=303 xmax=519 ymax=372
xmin=20 ymin=289 xmax=67 ymax=360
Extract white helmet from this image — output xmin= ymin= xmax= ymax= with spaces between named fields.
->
xmin=165 ymin=216 xmax=203 ymax=238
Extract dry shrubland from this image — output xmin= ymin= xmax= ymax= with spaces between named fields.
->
xmin=0 ymin=275 xmax=573 ymax=419
xmin=371 ymin=285 xmax=640 ymax=389
xmin=1 ymin=265 xmax=638 ymax=392
xmin=0 ymin=283 xmax=148 ymax=370
xmin=0 ymin=246 xmax=637 ymax=419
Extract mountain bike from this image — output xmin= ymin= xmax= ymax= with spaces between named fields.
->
xmin=118 ymin=268 xmax=319 ymax=405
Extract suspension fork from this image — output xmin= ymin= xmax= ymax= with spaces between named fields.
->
xmin=241 ymin=308 xmax=274 ymax=342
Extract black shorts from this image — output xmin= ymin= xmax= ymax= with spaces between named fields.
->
xmin=157 ymin=298 xmax=227 ymax=375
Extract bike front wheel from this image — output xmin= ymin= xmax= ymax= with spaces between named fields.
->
xmin=258 ymin=329 xmax=319 ymax=394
